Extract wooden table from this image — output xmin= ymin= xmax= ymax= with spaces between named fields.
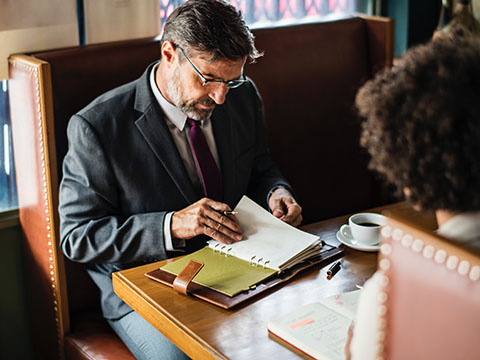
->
xmin=113 ymin=202 xmax=436 ymax=359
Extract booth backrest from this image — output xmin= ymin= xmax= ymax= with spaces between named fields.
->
xmin=378 ymin=217 xmax=480 ymax=359
xmin=9 ymin=42 xmax=159 ymax=359
xmin=34 ymin=39 xmax=161 ymax=316
xmin=247 ymin=16 xmax=393 ymax=223
xmin=35 ymin=38 xmax=161 ymax=190
xmin=9 ymin=16 xmax=392 ymax=360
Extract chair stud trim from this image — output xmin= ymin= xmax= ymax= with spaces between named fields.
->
xmin=10 ymin=58 xmax=64 ymax=356
xmin=376 ymin=223 xmax=480 ymax=359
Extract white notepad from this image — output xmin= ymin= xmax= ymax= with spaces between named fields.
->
xmin=207 ymin=195 xmax=322 ymax=272
xmin=268 ymin=290 xmax=361 ymax=360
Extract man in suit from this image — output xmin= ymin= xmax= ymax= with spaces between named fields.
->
xmin=58 ymin=0 xmax=302 ymax=358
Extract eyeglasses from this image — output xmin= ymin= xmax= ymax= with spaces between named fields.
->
xmin=177 ymin=46 xmax=247 ymax=89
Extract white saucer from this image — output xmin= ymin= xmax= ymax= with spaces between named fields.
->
xmin=336 ymin=229 xmax=380 ymax=252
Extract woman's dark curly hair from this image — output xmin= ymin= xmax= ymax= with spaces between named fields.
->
xmin=356 ymin=37 xmax=480 ymax=212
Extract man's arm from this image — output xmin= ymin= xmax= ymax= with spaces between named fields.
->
xmin=59 ymin=115 xmax=168 ymax=264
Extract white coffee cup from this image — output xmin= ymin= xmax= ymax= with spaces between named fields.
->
xmin=340 ymin=212 xmax=387 ymax=246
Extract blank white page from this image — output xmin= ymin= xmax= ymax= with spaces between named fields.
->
xmin=207 ymin=196 xmax=320 ymax=271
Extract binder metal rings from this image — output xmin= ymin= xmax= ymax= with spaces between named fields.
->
xmin=257 ymin=257 xmax=264 ymax=267
xmin=248 ymin=256 xmax=270 ymax=268
xmin=213 ymin=244 xmax=233 ymax=257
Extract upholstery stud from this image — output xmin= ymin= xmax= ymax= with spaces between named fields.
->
xmin=401 ymin=234 xmax=413 ymax=247
xmin=446 ymin=255 xmax=459 ymax=271
xmin=412 ymin=239 xmax=423 ymax=252
xmin=379 ymin=259 xmax=390 ymax=270
xmin=458 ymin=260 xmax=470 ymax=276
xmin=392 ymin=228 xmax=403 ymax=241
xmin=422 ymin=245 xmax=435 ymax=259
xmin=381 ymin=225 xmax=392 ymax=238
xmin=434 ymin=249 xmax=447 ymax=264
xmin=469 ymin=266 xmax=479 ymax=281
xmin=380 ymin=243 xmax=392 ymax=255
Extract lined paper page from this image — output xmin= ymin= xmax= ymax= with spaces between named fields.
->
xmin=268 ymin=303 xmax=352 ymax=360
xmin=268 ymin=290 xmax=361 ymax=360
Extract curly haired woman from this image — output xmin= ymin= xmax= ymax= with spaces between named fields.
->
xmin=346 ymin=36 xmax=480 ymax=359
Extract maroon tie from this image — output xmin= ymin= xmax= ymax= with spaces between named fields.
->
xmin=187 ymin=119 xmax=223 ymax=201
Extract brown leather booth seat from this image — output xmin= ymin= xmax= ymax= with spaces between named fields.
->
xmin=9 ymin=39 xmax=160 ymax=360
xmin=247 ymin=16 xmax=393 ymax=223
xmin=64 ymin=311 xmax=133 ymax=360
xmin=9 ymin=16 xmax=392 ymax=360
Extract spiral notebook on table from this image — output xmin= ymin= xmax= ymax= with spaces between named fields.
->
xmin=145 ymin=196 xmax=343 ymax=308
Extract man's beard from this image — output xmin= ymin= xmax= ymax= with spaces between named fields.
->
xmin=165 ymin=69 xmax=216 ymax=121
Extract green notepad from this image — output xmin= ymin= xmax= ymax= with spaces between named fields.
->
xmin=161 ymin=246 xmax=277 ymax=297
xmin=161 ymin=196 xmax=322 ymax=297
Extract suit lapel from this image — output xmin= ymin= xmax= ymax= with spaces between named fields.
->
xmin=211 ymin=105 xmax=236 ymax=206
xmin=133 ymin=64 xmax=199 ymax=203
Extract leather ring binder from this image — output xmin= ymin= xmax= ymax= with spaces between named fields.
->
xmin=146 ymin=246 xmax=344 ymax=309
xmin=172 ymin=260 xmax=204 ymax=295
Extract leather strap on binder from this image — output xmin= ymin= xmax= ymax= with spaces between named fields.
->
xmin=172 ymin=260 xmax=204 ymax=295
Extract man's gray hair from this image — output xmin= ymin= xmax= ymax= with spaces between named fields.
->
xmin=160 ymin=0 xmax=262 ymax=62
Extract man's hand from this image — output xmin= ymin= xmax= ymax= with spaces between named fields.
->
xmin=171 ymin=198 xmax=243 ymax=244
xmin=268 ymin=188 xmax=302 ymax=227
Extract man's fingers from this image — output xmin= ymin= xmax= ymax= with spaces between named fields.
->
xmin=196 ymin=199 xmax=243 ymax=243
xmin=205 ymin=207 xmax=242 ymax=233
xmin=204 ymin=198 xmax=232 ymax=214
xmin=204 ymin=228 xmax=233 ymax=244
xmin=272 ymin=208 xmax=284 ymax=218
xmin=171 ymin=198 xmax=240 ymax=240
xmin=202 ymin=224 xmax=240 ymax=244
xmin=281 ymin=203 xmax=303 ymax=226
xmin=283 ymin=213 xmax=302 ymax=226
xmin=203 ymin=217 xmax=243 ymax=242
xmin=291 ymin=214 xmax=303 ymax=227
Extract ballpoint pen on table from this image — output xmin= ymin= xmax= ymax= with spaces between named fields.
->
xmin=326 ymin=261 xmax=341 ymax=279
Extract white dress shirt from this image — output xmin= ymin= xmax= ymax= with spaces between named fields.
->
xmin=149 ymin=62 xmax=220 ymax=251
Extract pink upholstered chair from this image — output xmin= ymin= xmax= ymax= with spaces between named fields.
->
xmin=376 ymin=217 xmax=480 ymax=359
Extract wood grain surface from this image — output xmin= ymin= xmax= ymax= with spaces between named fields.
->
xmin=113 ymin=202 xmax=436 ymax=359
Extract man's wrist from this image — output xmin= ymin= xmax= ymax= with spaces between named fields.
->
xmin=267 ymin=185 xmax=287 ymax=202
xmin=267 ymin=185 xmax=289 ymax=213
xmin=164 ymin=211 xmax=185 ymax=251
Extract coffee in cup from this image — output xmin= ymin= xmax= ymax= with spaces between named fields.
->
xmin=340 ymin=212 xmax=387 ymax=246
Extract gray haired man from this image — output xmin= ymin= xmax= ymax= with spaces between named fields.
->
xmin=59 ymin=1 xmax=302 ymax=358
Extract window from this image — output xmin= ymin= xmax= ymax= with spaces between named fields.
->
xmin=160 ymin=0 xmax=363 ymax=27
xmin=0 ymin=80 xmax=17 ymax=212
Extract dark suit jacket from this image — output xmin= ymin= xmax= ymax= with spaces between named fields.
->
xmin=58 ymin=63 xmax=291 ymax=319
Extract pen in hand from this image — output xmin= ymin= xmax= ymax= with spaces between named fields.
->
xmin=219 ymin=211 xmax=238 ymax=215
